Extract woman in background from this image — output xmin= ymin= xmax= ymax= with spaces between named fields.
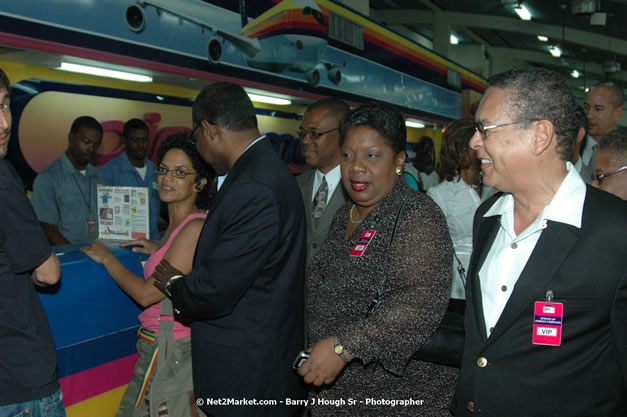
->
xmin=299 ymin=101 xmax=456 ymax=416
xmin=427 ymin=118 xmax=496 ymax=309
xmin=82 ymin=132 xmax=213 ymax=417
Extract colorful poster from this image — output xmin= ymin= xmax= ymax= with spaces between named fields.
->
xmin=97 ymin=185 xmax=149 ymax=240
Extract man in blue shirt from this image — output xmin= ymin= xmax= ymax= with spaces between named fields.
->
xmin=32 ymin=116 xmax=107 ymax=245
xmin=101 ymin=118 xmax=161 ymax=239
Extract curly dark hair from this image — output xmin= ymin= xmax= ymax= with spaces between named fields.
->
xmin=0 ymin=68 xmax=10 ymax=93
xmin=156 ymin=132 xmax=215 ymax=210
xmin=436 ymin=118 xmax=476 ymax=181
xmin=339 ymin=101 xmax=406 ymax=154
xmin=488 ymin=67 xmax=578 ymax=161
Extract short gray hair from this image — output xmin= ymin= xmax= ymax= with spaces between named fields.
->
xmin=598 ymin=127 xmax=627 ymax=166
xmin=488 ymin=67 xmax=578 ymax=161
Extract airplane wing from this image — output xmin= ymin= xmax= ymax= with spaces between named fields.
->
xmin=137 ymin=0 xmax=260 ymax=57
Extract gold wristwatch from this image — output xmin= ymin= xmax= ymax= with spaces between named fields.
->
xmin=333 ymin=336 xmax=351 ymax=363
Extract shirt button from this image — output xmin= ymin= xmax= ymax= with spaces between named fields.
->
xmin=511 ymin=242 xmax=518 ymax=249
xmin=501 ymin=285 xmax=508 ymax=292
xmin=467 ymin=401 xmax=474 ymax=412
xmin=477 ymin=357 xmax=488 ymax=367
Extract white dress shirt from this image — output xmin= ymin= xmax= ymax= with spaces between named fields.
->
xmin=419 ymin=170 xmax=440 ymax=191
xmin=311 ymin=164 xmax=342 ymax=204
xmin=427 ymin=178 xmax=497 ymax=299
xmin=480 ymin=162 xmax=586 ymax=337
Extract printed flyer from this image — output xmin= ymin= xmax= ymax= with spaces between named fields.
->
xmin=97 ymin=185 xmax=149 ymax=240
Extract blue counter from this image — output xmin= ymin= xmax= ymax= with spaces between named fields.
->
xmin=38 ymin=243 xmax=148 ymax=413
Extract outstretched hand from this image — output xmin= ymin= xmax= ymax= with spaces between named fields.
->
xmin=120 ymin=238 xmax=159 ymax=255
xmin=81 ymin=241 xmax=113 ymax=265
xmin=153 ymin=259 xmax=183 ymax=293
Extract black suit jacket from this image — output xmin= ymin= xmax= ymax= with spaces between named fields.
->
xmin=296 ymin=168 xmax=349 ymax=265
xmin=170 ymin=138 xmax=307 ymax=417
xmin=454 ymin=186 xmax=627 ymax=417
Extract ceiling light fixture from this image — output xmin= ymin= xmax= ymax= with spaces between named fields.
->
xmin=450 ymin=34 xmax=459 ymax=45
xmin=549 ymin=46 xmax=562 ymax=57
xmin=514 ymin=4 xmax=532 ymax=20
xmin=56 ymin=62 xmax=153 ymax=83
xmin=537 ymin=35 xmax=548 ymax=42
xmin=406 ymin=119 xmax=425 ymax=128
xmin=247 ymin=93 xmax=291 ymax=106
xmin=571 ymin=70 xmax=580 ymax=78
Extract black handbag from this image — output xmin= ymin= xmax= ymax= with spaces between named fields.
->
xmin=411 ymin=253 xmax=466 ymax=368
xmin=365 ymin=199 xmax=465 ymax=368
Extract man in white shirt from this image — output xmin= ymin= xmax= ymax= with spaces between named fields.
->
xmin=454 ymin=67 xmax=627 ymax=416
xmin=582 ymin=81 xmax=624 ymax=166
xmin=296 ymin=98 xmax=350 ymax=264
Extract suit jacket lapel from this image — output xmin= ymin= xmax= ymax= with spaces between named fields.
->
xmin=468 ymin=215 xmax=501 ymax=344
xmin=486 ymin=221 xmax=581 ymax=345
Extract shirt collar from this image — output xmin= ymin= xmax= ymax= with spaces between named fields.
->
xmin=484 ymin=161 xmax=586 ymax=229
xmin=315 ymin=164 xmax=341 ymax=186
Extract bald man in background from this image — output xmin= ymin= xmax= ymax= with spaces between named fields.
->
xmin=582 ymin=81 xmax=624 ymax=166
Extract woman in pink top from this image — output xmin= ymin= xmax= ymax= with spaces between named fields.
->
xmin=82 ymin=132 xmax=214 ymax=417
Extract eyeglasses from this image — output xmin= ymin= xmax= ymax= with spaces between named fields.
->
xmin=156 ymin=166 xmax=197 ymax=179
xmin=187 ymin=121 xmax=202 ymax=144
xmin=296 ymin=127 xmax=338 ymax=141
xmin=474 ymin=120 xmax=538 ymax=137
xmin=188 ymin=120 xmax=215 ymax=144
xmin=591 ymin=165 xmax=627 ymax=185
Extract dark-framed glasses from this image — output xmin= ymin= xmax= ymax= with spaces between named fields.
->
xmin=296 ymin=127 xmax=338 ymax=141
xmin=156 ymin=165 xmax=197 ymax=179
xmin=187 ymin=121 xmax=202 ymax=144
xmin=474 ymin=119 xmax=538 ymax=137
xmin=591 ymin=165 xmax=627 ymax=185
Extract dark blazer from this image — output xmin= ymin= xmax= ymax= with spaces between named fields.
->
xmin=454 ymin=186 xmax=627 ymax=416
xmin=296 ymin=168 xmax=349 ymax=265
xmin=170 ymin=138 xmax=307 ymax=417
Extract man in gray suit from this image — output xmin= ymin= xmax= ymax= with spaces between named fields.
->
xmin=296 ymin=98 xmax=350 ymax=264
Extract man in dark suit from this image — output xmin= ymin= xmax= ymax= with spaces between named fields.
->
xmin=154 ymin=82 xmax=306 ymax=417
xmin=454 ymin=67 xmax=627 ymax=416
xmin=296 ymin=98 xmax=350 ymax=265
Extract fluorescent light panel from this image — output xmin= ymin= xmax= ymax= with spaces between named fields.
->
xmin=247 ymin=93 xmax=291 ymax=106
xmin=549 ymin=46 xmax=561 ymax=57
xmin=406 ymin=119 xmax=425 ymax=128
xmin=514 ymin=4 xmax=532 ymax=20
xmin=571 ymin=70 xmax=580 ymax=78
xmin=57 ymin=62 xmax=152 ymax=83
xmin=450 ymin=34 xmax=459 ymax=45
xmin=537 ymin=35 xmax=548 ymax=42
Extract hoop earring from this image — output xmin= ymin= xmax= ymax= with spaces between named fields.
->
xmin=395 ymin=166 xmax=402 ymax=176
